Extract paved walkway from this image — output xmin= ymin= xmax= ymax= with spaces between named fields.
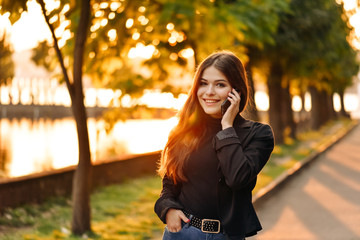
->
xmin=253 ymin=124 xmax=360 ymax=240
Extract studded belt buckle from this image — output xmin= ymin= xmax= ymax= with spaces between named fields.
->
xmin=201 ymin=219 xmax=221 ymax=234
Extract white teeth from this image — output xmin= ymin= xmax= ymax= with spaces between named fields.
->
xmin=205 ymin=100 xmax=217 ymax=103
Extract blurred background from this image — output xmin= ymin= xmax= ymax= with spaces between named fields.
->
xmin=0 ymin=0 xmax=359 ymax=180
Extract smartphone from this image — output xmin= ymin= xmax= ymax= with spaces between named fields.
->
xmin=221 ymin=89 xmax=240 ymax=116
xmin=221 ymin=99 xmax=231 ymax=116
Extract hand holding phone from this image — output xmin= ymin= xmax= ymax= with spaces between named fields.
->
xmin=221 ymin=98 xmax=232 ymax=116
xmin=221 ymin=89 xmax=240 ymax=116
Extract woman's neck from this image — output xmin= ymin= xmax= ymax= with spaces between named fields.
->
xmin=204 ymin=114 xmax=222 ymax=130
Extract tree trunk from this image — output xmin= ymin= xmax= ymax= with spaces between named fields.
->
xmin=71 ymin=0 xmax=92 ymax=235
xmin=71 ymin=95 xmax=92 ymax=234
xmin=298 ymin=90 xmax=309 ymax=130
xmin=281 ymin=80 xmax=296 ymax=139
xmin=244 ymin=60 xmax=259 ymax=121
xmin=319 ymin=90 xmax=328 ymax=126
xmin=319 ymin=90 xmax=332 ymax=125
xmin=327 ymin=92 xmax=337 ymax=120
xmin=268 ymin=61 xmax=284 ymax=144
xmin=339 ymin=90 xmax=350 ymax=118
xmin=309 ymin=86 xmax=322 ymax=130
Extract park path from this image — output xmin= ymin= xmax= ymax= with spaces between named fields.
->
xmin=253 ymin=124 xmax=360 ymax=240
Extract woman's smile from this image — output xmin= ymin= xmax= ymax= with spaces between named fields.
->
xmin=203 ymin=98 xmax=220 ymax=105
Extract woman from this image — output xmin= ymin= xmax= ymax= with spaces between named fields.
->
xmin=154 ymin=51 xmax=274 ymax=240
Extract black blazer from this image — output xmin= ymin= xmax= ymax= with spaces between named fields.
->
xmin=154 ymin=116 xmax=275 ymax=239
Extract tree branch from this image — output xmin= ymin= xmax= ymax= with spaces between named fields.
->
xmin=37 ymin=0 xmax=75 ymax=99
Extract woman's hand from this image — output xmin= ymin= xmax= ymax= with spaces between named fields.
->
xmin=221 ymin=88 xmax=241 ymax=130
xmin=165 ymin=209 xmax=190 ymax=232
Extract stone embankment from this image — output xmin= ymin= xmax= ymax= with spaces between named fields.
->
xmin=0 ymin=151 xmax=161 ymax=210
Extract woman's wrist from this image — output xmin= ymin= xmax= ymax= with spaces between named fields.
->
xmin=221 ymin=119 xmax=234 ymax=130
xmin=222 ymin=124 xmax=232 ymax=130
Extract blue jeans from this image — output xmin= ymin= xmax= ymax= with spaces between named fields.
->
xmin=162 ymin=222 xmax=227 ymax=240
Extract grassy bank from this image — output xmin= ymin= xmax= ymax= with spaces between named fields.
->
xmin=0 ymin=176 xmax=164 ymax=240
xmin=0 ymin=118 xmax=357 ymax=240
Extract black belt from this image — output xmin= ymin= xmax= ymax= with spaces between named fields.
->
xmin=184 ymin=212 xmax=222 ymax=234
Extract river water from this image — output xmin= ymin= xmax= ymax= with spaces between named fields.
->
xmin=0 ymin=117 xmax=178 ymax=179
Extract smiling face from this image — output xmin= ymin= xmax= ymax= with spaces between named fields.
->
xmin=197 ymin=65 xmax=232 ymax=118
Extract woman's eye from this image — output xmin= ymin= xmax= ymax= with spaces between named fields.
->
xmin=217 ymin=83 xmax=226 ymax=87
xmin=200 ymin=82 xmax=207 ymax=86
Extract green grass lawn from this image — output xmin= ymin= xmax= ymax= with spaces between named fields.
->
xmin=0 ymin=118 xmax=357 ymax=240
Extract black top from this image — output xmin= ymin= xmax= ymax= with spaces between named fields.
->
xmin=154 ymin=116 xmax=275 ymax=239
xmin=179 ymin=116 xmax=222 ymax=219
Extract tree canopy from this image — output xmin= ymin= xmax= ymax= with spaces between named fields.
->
xmin=26 ymin=0 xmax=290 ymax=97
xmin=0 ymin=31 xmax=14 ymax=82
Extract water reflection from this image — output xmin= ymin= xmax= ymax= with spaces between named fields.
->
xmin=0 ymin=117 xmax=178 ymax=179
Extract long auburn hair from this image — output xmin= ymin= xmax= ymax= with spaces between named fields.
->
xmin=158 ymin=51 xmax=249 ymax=183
